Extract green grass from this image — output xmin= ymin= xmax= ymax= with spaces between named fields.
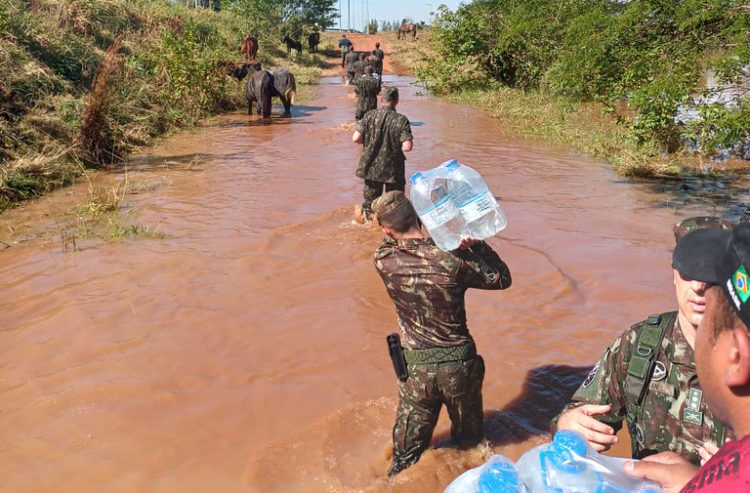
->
xmin=384 ymin=30 xmax=731 ymax=178
xmin=0 ymin=0 xmax=327 ymax=214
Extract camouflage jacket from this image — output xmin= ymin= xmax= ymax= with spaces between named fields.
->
xmin=355 ymin=106 xmax=413 ymax=183
xmin=552 ymin=312 xmax=732 ymax=464
xmin=353 ymin=60 xmax=368 ymax=78
xmin=345 ymin=51 xmax=359 ymax=70
xmin=354 ymin=76 xmax=380 ymax=114
xmin=374 ymin=238 xmax=511 ymax=350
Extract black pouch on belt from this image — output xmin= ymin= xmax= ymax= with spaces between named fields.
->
xmin=387 ymin=333 xmax=408 ymax=382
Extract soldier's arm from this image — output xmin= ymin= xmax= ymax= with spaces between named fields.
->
xmin=552 ymin=330 xmax=635 ymax=437
xmin=399 ymin=118 xmax=413 ymax=152
xmin=454 ymin=240 xmax=511 ymax=290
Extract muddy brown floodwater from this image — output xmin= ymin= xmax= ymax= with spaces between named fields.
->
xmin=1 ymin=68 xmax=749 ymax=493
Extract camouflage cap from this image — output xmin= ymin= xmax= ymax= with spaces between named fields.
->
xmin=673 ymin=216 xmax=732 ymax=243
xmin=382 ymin=86 xmax=399 ymax=102
xmin=372 ymin=190 xmax=408 ymax=221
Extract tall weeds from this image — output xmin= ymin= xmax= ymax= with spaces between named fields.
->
xmin=79 ymin=34 xmax=123 ymax=163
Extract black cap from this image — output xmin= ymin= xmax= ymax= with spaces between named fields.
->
xmin=677 ymin=222 xmax=750 ymax=328
xmin=672 ymin=216 xmax=733 ymax=280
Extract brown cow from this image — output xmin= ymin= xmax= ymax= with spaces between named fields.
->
xmin=239 ymin=34 xmax=258 ymax=61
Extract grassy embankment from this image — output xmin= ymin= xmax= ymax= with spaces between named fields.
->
xmin=0 ymin=0 xmax=327 ymax=218
xmin=384 ymin=29 xmax=746 ymax=178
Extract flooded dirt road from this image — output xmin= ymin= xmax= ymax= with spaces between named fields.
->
xmin=1 ymin=61 xmax=749 ymax=491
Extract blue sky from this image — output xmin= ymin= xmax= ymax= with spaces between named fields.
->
xmin=332 ymin=0 xmax=467 ymax=31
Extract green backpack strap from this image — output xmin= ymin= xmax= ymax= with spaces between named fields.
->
xmin=624 ymin=311 xmax=676 ymax=455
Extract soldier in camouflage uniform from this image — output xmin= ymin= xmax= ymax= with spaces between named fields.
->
xmin=371 ymin=190 xmax=512 ymax=476
xmin=552 ymin=217 xmax=734 ymax=466
xmin=373 ymin=42 xmax=385 ymax=77
xmin=353 ymin=53 xmax=369 ymax=82
xmin=351 ymin=86 xmax=413 ymax=221
xmin=345 ymin=48 xmax=359 ymax=84
xmin=354 ymin=66 xmax=380 ymax=121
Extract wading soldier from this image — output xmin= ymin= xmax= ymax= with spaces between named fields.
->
xmin=372 ymin=191 xmax=512 ymax=476
xmin=552 ymin=217 xmax=734 ymax=466
xmin=338 ymin=34 xmax=352 ymax=67
xmin=625 ymin=223 xmax=750 ymax=492
xmin=373 ymin=42 xmax=385 ymax=77
xmin=345 ymin=48 xmax=359 ymax=84
xmin=354 ymin=67 xmax=380 ymax=121
xmin=351 ymin=86 xmax=413 ymax=222
xmin=353 ymin=53 xmax=369 ymax=82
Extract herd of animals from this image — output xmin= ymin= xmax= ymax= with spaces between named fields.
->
xmin=227 ymin=24 xmax=418 ymax=118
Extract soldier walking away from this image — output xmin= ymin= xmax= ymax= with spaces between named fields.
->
xmin=371 ymin=191 xmax=512 ymax=476
xmin=351 ymin=86 xmax=413 ymax=222
xmin=552 ymin=217 xmax=735 ymax=466
xmin=338 ymin=34 xmax=352 ymax=67
xmin=354 ymin=66 xmax=380 ymax=121
xmin=353 ymin=53 xmax=368 ymax=82
xmin=345 ymin=48 xmax=359 ymax=84
xmin=373 ymin=42 xmax=385 ymax=77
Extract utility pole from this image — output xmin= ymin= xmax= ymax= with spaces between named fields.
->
xmin=347 ymin=0 xmax=350 ymax=31
xmin=339 ymin=0 xmax=342 ymax=30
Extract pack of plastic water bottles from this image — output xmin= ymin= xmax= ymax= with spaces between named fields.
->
xmin=444 ymin=430 xmax=664 ymax=493
xmin=409 ymin=159 xmax=508 ymax=252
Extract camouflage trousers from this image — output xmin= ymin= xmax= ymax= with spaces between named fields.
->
xmin=363 ymin=179 xmax=405 ymax=215
xmin=389 ymin=355 xmax=485 ymax=476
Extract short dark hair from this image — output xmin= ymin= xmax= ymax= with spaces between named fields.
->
xmin=375 ymin=42 xmax=380 ymax=47
xmin=378 ymin=201 xmax=419 ymax=233
xmin=707 ymin=285 xmax=747 ymax=342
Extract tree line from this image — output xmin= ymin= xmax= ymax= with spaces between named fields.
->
xmin=423 ymin=0 xmax=749 ymax=159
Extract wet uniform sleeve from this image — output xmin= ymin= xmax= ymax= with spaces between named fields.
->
xmin=355 ymin=114 xmax=367 ymax=134
xmin=399 ymin=116 xmax=413 ymax=143
xmin=551 ymin=329 xmax=634 ymax=433
xmin=454 ymin=241 xmax=511 ymax=290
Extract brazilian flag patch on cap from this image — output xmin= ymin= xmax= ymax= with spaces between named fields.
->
xmin=733 ymin=265 xmax=750 ymax=303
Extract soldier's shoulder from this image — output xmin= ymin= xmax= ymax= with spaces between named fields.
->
xmin=374 ymin=238 xmax=398 ymax=262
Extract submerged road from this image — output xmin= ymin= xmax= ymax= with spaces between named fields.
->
xmin=0 ymin=45 xmax=748 ymax=492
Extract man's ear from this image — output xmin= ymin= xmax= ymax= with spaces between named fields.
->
xmin=726 ymin=328 xmax=750 ymax=388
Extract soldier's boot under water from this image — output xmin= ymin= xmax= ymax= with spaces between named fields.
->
xmin=353 ymin=204 xmax=372 ymax=224
xmin=387 ymin=454 xmax=420 ymax=477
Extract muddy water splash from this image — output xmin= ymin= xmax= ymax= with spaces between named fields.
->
xmin=1 ymin=74 xmax=749 ymax=493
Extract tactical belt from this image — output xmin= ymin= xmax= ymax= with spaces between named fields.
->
xmin=403 ymin=341 xmax=476 ymax=365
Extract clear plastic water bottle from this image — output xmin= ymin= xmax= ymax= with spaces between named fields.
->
xmin=444 ymin=455 xmax=528 ymax=493
xmin=516 ymin=430 xmax=664 ymax=493
xmin=442 ymin=159 xmax=508 ymax=239
xmin=410 ymin=172 xmax=470 ymax=251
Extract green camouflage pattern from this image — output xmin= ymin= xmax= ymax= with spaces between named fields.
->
xmin=389 ymin=354 xmax=485 ymax=476
xmin=354 ymin=106 xmax=413 ymax=184
xmin=345 ymin=50 xmax=359 ymax=70
xmin=673 ymin=216 xmax=732 ymax=242
xmin=374 ymin=238 xmax=511 ymax=349
xmin=363 ymin=180 xmax=403 ymax=212
xmin=553 ymin=313 xmax=732 ymax=464
xmin=353 ymin=59 xmax=368 ymax=79
xmin=372 ymin=190 xmax=407 ymax=218
xmin=354 ymin=74 xmax=380 ymax=120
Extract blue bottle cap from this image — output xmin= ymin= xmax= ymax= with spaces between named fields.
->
xmin=441 ymin=159 xmax=459 ymax=169
xmin=410 ymin=171 xmax=423 ymax=184
xmin=553 ymin=430 xmax=588 ymax=457
xmin=478 ymin=460 xmax=520 ymax=493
